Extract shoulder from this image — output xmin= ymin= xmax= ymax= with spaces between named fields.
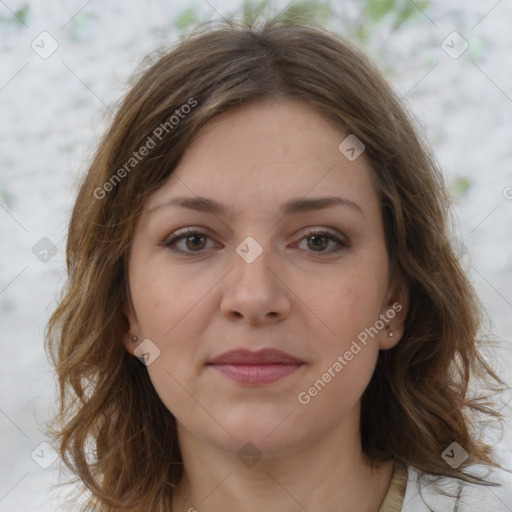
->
xmin=401 ymin=464 xmax=512 ymax=512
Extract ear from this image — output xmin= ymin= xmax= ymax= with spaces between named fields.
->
xmin=122 ymin=295 xmax=141 ymax=357
xmin=378 ymin=274 xmax=408 ymax=350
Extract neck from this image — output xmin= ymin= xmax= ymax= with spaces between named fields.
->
xmin=171 ymin=412 xmax=395 ymax=512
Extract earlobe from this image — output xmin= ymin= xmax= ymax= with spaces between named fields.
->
xmin=379 ymin=276 xmax=408 ymax=350
xmin=123 ymin=330 xmax=141 ymax=356
xmin=379 ymin=324 xmax=401 ymax=350
xmin=121 ymin=266 xmax=141 ymax=355
xmin=122 ymin=299 xmax=140 ymax=355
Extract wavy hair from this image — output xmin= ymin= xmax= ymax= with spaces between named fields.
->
xmin=45 ymin=18 xmax=505 ymax=511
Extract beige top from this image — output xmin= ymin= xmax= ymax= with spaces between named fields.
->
xmin=378 ymin=462 xmax=408 ymax=512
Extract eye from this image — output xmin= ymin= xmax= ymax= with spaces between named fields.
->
xmin=163 ymin=228 xmax=215 ymax=254
xmin=163 ymin=227 xmax=349 ymax=256
xmin=295 ymin=229 xmax=348 ymax=254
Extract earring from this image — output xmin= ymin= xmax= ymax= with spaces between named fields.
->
xmin=388 ymin=331 xmax=394 ymax=337
xmin=132 ymin=336 xmax=139 ymax=342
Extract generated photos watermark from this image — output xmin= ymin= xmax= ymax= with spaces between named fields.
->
xmin=94 ymin=97 xmax=198 ymax=200
xmin=298 ymin=302 xmax=403 ymax=405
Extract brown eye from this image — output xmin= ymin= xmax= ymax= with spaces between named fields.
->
xmin=183 ymin=234 xmax=207 ymax=251
xmin=307 ymin=234 xmax=329 ymax=251
xmin=164 ymin=229 xmax=214 ymax=254
xmin=297 ymin=229 xmax=348 ymax=254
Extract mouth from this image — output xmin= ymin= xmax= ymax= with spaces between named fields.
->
xmin=207 ymin=348 xmax=304 ymax=385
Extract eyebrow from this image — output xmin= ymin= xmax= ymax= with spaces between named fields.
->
xmin=148 ymin=195 xmax=364 ymax=217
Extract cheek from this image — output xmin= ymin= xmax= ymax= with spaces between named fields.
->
xmin=303 ymin=256 xmax=387 ymax=390
xmin=296 ymin=347 xmax=378 ymax=426
xmin=129 ymin=256 xmax=221 ymax=394
xmin=130 ymin=255 xmax=211 ymax=338
xmin=316 ymin=264 xmax=387 ymax=340
xmin=296 ymin=270 xmax=384 ymax=413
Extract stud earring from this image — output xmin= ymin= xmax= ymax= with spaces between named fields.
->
xmin=388 ymin=331 xmax=394 ymax=337
xmin=132 ymin=336 xmax=139 ymax=342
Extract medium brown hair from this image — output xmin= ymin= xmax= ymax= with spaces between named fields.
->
xmin=45 ymin=18 xmax=504 ymax=511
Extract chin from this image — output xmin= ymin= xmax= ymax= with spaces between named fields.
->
xmin=212 ymin=406 xmax=304 ymax=453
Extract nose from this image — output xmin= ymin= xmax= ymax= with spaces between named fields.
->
xmin=220 ymin=243 xmax=292 ymax=325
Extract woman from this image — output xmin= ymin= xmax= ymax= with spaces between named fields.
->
xmin=46 ymin=19 xmax=510 ymax=511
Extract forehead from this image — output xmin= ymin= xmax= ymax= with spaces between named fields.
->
xmin=146 ymin=98 xmax=379 ymax=219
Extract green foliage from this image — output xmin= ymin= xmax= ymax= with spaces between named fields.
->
xmin=241 ymin=0 xmax=272 ymax=23
xmin=0 ymin=3 xmax=29 ymax=26
xmin=14 ymin=5 xmax=29 ymax=25
xmin=452 ymin=176 xmax=472 ymax=197
xmin=467 ymin=34 xmax=485 ymax=61
xmin=174 ymin=0 xmax=334 ymax=33
xmin=0 ymin=180 xmax=13 ymax=208
xmin=237 ymin=0 xmax=334 ymax=26
xmin=270 ymin=0 xmax=333 ymax=25
xmin=175 ymin=7 xmax=200 ymax=32
xmin=358 ymin=0 xmax=430 ymax=42
xmin=364 ymin=0 xmax=429 ymax=27
xmin=70 ymin=12 xmax=97 ymax=41
xmin=174 ymin=0 xmax=430 ymax=40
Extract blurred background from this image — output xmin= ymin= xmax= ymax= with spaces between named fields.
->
xmin=0 ymin=0 xmax=511 ymax=510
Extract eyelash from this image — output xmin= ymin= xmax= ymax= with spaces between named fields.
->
xmin=163 ymin=228 xmax=349 ymax=256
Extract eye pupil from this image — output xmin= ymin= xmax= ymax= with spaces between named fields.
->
xmin=308 ymin=235 xmax=328 ymax=251
xmin=186 ymin=234 xmax=206 ymax=250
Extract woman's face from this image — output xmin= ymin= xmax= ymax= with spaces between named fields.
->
xmin=124 ymin=98 xmax=407 ymax=457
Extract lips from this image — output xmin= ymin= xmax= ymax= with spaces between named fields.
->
xmin=208 ymin=348 xmax=304 ymax=385
xmin=209 ymin=348 xmax=302 ymax=365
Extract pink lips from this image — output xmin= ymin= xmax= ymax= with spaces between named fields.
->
xmin=208 ymin=348 xmax=303 ymax=385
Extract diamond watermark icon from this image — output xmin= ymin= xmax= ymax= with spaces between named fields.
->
xmin=134 ymin=338 xmax=161 ymax=366
xmin=32 ymin=237 xmax=58 ymax=263
xmin=442 ymin=441 xmax=468 ymax=468
xmin=237 ymin=442 xmax=262 ymax=468
xmin=236 ymin=236 xmax=263 ymax=264
xmin=441 ymin=32 xmax=468 ymax=59
xmin=31 ymin=31 xmax=59 ymax=59
xmin=338 ymin=134 xmax=365 ymax=161
xmin=31 ymin=441 xmax=59 ymax=469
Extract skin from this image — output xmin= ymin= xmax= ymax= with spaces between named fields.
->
xmin=123 ymin=98 xmax=408 ymax=512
